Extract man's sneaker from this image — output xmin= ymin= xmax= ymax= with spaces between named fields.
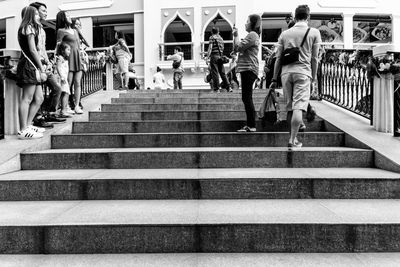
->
xmin=17 ymin=128 xmax=43 ymax=140
xmin=33 ymin=119 xmax=54 ymax=128
xmin=44 ymin=114 xmax=66 ymax=124
xmin=27 ymin=125 xmax=45 ymax=133
xmin=228 ymin=88 xmax=233 ymax=92
xmin=299 ymin=123 xmax=306 ymax=132
xmin=237 ymin=126 xmax=256 ymax=132
xmin=74 ymin=107 xmax=84 ymax=114
xmin=288 ymin=141 xmax=303 ymax=150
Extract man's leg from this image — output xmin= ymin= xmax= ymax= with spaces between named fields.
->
xmin=217 ymin=60 xmax=230 ymax=90
xmin=47 ymin=74 xmax=62 ymax=113
xmin=210 ymin=56 xmax=220 ymax=91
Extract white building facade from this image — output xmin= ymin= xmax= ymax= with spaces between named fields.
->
xmin=1 ymin=0 xmax=400 ymax=88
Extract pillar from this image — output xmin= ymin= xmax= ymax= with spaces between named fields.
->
xmin=391 ymin=14 xmax=400 ymax=49
xmin=343 ymin=13 xmax=354 ymax=49
xmin=6 ymin=17 xmax=19 ymax=50
xmin=79 ymin=17 xmax=93 ymax=47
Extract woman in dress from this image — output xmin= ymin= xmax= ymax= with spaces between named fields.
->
xmin=112 ymin=31 xmax=132 ymax=89
xmin=16 ymin=6 xmax=47 ymax=139
xmin=56 ymin=10 xmax=84 ymax=114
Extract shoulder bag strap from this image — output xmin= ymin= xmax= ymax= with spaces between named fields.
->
xmin=300 ymin=27 xmax=311 ymax=47
xmin=214 ymin=38 xmax=223 ymax=57
xmin=21 ymin=50 xmax=38 ymax=70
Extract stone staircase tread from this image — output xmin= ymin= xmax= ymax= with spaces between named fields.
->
xmin=54 ymin=132 xmax=343 ymax=136
xmin=1 ymin=253 xmax=400 ymax=267
xmin=23 ymin=147 xmax=371 ymax=154
xmin=1 ymin=199 xmax=400 ymax=226
xmin=1 ymin=168 xmax=399 ymax=181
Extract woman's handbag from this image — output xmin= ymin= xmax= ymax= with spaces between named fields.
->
xmin=281 ymin=28 xmax=310 ymax=66
xmin=21 ymin=50 xmax=47 ymax=83
xmin=258 ymin=88 xmax=279 ymax=124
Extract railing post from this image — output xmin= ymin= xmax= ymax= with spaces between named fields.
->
xmin=106 ymin=62 xmax=114 ymax=91
xmin=0 ymin=79 xmax=4 ymax=140
xmin=394 ymin=79 xmax=400 ymax=136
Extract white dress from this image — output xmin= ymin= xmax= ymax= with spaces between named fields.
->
xmin=57 ymin=56 xmax=70 ymax=94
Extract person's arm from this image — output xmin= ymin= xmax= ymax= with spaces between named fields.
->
xmin=311 ymin=31 xmax=322 ymax=82
xmin=26 ymin=27 xmax=44 ymax=72
xmin=207 ymin=37 xmax=213 ymax=58
xmin=269 ymin=35 xmax=284 ymax=89
xmin=166 ymin=54 xmax=179 ymax=61
xmin=77 ymin=29 xmax=90 ymax=47
xmin=56 ymin=29 xmax=65 ymax=44
xmin=234 ymin=32 xmax=257 ymax=53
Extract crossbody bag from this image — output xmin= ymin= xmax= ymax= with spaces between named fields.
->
xmin=281 ymin=27 xmax=310 ymax=66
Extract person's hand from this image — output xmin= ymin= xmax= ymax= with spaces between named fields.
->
xmin=232 ymin=27 xmax=238 ymax=37
xmin=269 ymin=81 xmax=278 ymax=90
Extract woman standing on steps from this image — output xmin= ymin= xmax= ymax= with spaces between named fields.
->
xmin=16 ymin=6 xmax=47 ymax=139
xmin=56 ymin=10 xmax=84 ymax=114
xmin=234 ymin=14 xmax=261 ymax=132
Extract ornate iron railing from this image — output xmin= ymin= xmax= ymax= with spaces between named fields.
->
xmin=394 ymin=79 xmax=400 ymax=137
xmin=81 ymin=50 xmax=106 ymax=98
xmin=320 ymin=62 xmax=373 ymax=119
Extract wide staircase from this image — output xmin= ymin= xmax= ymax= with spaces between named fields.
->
xmin=1 ymin=89 xmax=400 ymax=264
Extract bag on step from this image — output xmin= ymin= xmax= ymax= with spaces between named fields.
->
xmin=258 ymin=88 xmax=279 ymax=124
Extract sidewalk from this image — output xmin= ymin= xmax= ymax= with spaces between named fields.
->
xmin=0 ymin=90 xmax=121 ymax=175
xmin=313 ymin=100 xmax=400 ymax=173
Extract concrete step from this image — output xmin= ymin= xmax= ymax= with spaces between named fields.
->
xmin=52 ymin=132 xmax=344 ymax=149
xmin=0 ymin=168 xmax=399 ymax=201
xmin=118 ymin=90 xmax=269 ymax=98
xmin=0 ymin=199 xmax=400 ymax=253
xmin=90 ymin=110 xmax=248 ymax=121
xmin=72 ymin=120 xmax=326 ymax=133
xmin=89 ymin=110 xmax=297 ymax=121
xmin=101 ymin=103 xmax=263 ymax=112
xmin=111 ymin=97 xmax=266 ymax=104
xmin=1 ymin=253 xmax=400 ymax=267
xmin=20 ymin=147 xmax=374 ymax=170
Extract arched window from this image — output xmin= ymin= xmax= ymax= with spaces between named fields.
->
xmin=162 ymin=15 xmax=193 ymax=60
xmin=203 ymin=14 xmax=233 ymax=57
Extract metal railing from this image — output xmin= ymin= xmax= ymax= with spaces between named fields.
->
xmin=80 ymin=50 xmax=107 ymax=98
xmin=158 ymin=42 xmax=193 ymax=61
xmin=395 ymin=79 xmax=400 ymax=137
xmin=319 ymin=62 xmax=373 ymax=119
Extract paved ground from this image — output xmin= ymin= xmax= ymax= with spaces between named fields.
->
xmin=0 ymin=90 xmax=121 ymax=175
xmin=313 ymin=100 xmax=400 ymax=172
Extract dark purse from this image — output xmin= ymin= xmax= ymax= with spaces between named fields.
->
xmin=281 ymin=28 xmax=310 ymax=66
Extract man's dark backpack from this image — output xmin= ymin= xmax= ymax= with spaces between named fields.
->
xmin=281 ymin=28 xmax=310 ymax=66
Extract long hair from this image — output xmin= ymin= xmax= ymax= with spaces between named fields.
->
xmin=19 ymin=6 xmax=39 ymax=35
xmin=248 ymin=14 xmax=261 ymax=35
xmin=56 ymin=11 xmax=71 ymax=31
xmin=56 ymin=41 xmax=70 ymax=59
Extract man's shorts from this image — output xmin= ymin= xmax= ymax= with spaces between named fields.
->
xmin=281 ymin=73 xmax=310 ymax=112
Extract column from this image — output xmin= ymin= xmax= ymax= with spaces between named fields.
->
xmin=343 ymin=13 xmax=354 ymax=49
xmin=134 ymin=12 xmax=144 ymax=86
xmin=391 ymin=14 xmax=400 ymax=48
xmin=6 ymin=17 xmax=19 ymax=50
xmin=79 ymin=17 xmax=93 ymax=47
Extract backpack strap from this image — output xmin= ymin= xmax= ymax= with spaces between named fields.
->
xmin=300 ymin=28 xmax=311 ymax=47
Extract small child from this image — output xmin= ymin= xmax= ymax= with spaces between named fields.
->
xmin=55 ymin=42 xmax=72 ymax=116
